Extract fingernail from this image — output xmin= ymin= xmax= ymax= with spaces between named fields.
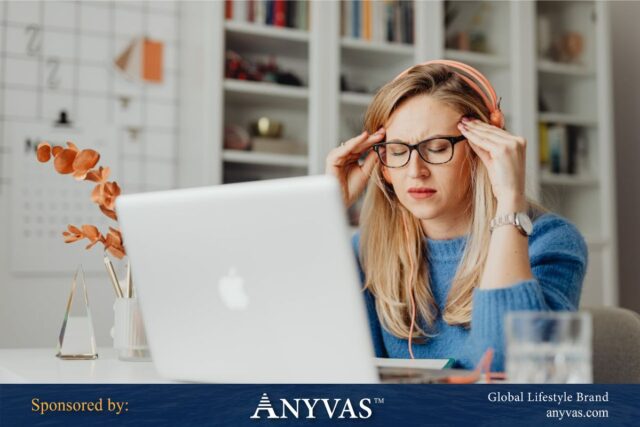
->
xmin=461 ymin=117 xmax=470 ymax=123
xmin=458 ymin=122 xmax=467 ymax=130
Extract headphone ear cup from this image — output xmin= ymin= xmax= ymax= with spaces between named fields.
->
xmin=490 ymin=110 xmax=505 ymax=129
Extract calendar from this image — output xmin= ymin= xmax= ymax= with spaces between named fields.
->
xmin=9 ymin=121 xmax=117 ymax=273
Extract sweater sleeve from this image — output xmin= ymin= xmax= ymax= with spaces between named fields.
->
xmin=352 ymin=232 xmax=389 ymax=358
xmin=466 ymin=214 xmax=589 ymax=372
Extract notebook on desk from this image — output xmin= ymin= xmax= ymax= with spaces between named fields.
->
xmin=374 ymin=358 xmax=460 ymax=384
xmin=374 ymin=357 xmax=455 ymax=370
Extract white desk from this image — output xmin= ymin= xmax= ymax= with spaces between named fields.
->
xmin=0 ymin=349 xmax=478 ymax=384
xmin=0 ymin=348 xmax=174 ymax=383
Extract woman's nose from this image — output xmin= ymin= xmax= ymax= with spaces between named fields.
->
xmin=406 ymin=148 xmax=431 ymax=178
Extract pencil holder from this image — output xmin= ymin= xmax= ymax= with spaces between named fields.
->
xmin=111 ymin=298 xmax=151 ymax=361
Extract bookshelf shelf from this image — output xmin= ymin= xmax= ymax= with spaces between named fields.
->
xmin=222 ymin=150 xmax=308 ymax=168
xmin=540 ymin=171 xmax=599 ymax=187
xmin=537 ymin=59 xmax=594 ymax=77
xmin=224 ymin=79 xmax=309 ymax=107
xmin=224 ymin=20 xmax=309 ymax=41
xmin=538 ymin=112 xmax=597 ymax=127
xmin=340 ymin=37 xmax=414 ymax=55
xmin=444 ymin=49 xmax=510 ymax=68
xmin=225 ymin=23 xmax=309 ymax=57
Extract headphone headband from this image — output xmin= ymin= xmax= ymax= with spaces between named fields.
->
xmin=393 ymin=59 xmax=505 ymax=129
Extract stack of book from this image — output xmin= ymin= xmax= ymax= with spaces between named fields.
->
xmin=341 ymin=0 xmax=414 ymax=44
xmin=539 ymin=123 xmax=589 ymax=175
xmin=225 ymin=0 xmax=309 ymax=30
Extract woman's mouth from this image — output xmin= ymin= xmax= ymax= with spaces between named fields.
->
xmin=408 ymin=187 xmax=437 ymax=199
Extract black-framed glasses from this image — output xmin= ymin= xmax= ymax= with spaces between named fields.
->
xmin=372 ymin=135 xmax=467 ymax=167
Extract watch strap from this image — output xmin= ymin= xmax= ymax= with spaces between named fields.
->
xmin=490 ymin=212 xmax=519 ymax=233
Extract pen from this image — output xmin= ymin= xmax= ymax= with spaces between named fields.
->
xmin=104 ymin=255 xmax=124 ymax=298
xmin=126 ymin=262 xmax=133 ymax=298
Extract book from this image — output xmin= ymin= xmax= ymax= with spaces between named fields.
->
xmin=371 ymin=0 xmax=384 ymax=43
xmin=343 ymin=0 xmax=353 ymax=37
xmin=539 ymin=122 xmax=549 ymax=171
xmin=274 ymin=0 xmax=286 ymax=27
xmin=385 ymin=1 xmax=394 ymax=42
xmin=232 ymin=0 xmax=247 ymax=22
xmin=254 ymin=0 xmax=266 ymax=24
xmin=353 ymin=0 xmax=360 ymax=38
xmin=547 ymin=124 xmax=568 ymax=174
xmin=362 ymin=0 xmax=371 ymax=41
xmin=566 ymin=126 xmax=580 ymax=175
xmin=248 ymin=0 xmax=255 ymax=22
xmin=296 ymin=0 xmax=308 ymax=30
xmin=265 ymin=0 xmax=273 ymax=25
xmin=225 ymin=0 xmax=233 ymax=20
xmin=339 ymin=0 xmax=413 ymax=44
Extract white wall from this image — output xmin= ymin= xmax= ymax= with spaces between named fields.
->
xmin=0 ymin=0 xmax=180 ymax=348
xmin=610 ymin=1 xmax=640 ymax=314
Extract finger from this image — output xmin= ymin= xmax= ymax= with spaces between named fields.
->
xmin=461 ymin=122 xmax=514 ymax=146
xmin=359 ymin=149 xmax=379 ymax=177
xmin=463 ymin=119 xmax=517 ymax=142
xmin=338 ymin=130 xmax=368 ymax=152
xmin=467 ymin=138 xmax=491 ymax=165
xmin=342 ymin=127 xmax=383 ymax=150
xmin=335 ymin=128 xmax=385 ymax=161
xmin=459 ymin=124 xmax=512 ymax=155
xmin=327 ymin=133 xmax=366 ymax=167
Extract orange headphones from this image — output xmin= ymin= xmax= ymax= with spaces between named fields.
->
xmin=383 ymin=60 xmax=503 ymax=359
xmin=381 ymin=59 xmax=504 ymax=187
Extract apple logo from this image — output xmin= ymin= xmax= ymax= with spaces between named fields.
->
xmin=218 ymin=267 xmax=249 ymax=310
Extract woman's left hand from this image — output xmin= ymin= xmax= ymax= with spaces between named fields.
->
xmin=457 ymin=117 xmax=527 ymax=210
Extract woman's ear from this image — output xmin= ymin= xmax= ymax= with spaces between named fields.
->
xmin=381 ymin=167 xmax=396 ymax=197
xmin=382 ymin=166 xmax=392 ymax=184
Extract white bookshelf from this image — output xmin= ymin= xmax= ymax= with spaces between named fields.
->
xmin=222 ymin=150 xmax=308 ymax=168
xmin=533 ymin=1 xmax=618 ymax=307
xmin=180 ymin=0 xmax=618 ymax=307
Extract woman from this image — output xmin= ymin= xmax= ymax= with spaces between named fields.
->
xmin=325 ymin=60 xmax=588 ymax=372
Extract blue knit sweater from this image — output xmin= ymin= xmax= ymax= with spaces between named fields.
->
xmin=352 ymin=212 xmax=588 ymax=372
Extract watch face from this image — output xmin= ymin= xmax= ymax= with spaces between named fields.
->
xmin=517 ymin=213 xmax=533 ymax=235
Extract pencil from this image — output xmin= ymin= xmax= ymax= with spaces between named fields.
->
xmin=104 ymin=255 xmax=124 ymax=298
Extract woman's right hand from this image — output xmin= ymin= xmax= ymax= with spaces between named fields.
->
xmin=325 ymin=127 xmax=386 ymax=208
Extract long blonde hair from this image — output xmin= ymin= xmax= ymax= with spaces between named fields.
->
xmin=359 ymin=63 xmax=544 ymax=341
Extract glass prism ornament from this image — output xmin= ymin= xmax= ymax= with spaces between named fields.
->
xmin=56 ymin=265 xmax=98 ymax=360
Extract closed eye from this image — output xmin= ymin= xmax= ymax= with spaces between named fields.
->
xmin=390 ymin=150 xmax=408 ymax=156
xmin=427 ymin=147 xmax=447 ymax=153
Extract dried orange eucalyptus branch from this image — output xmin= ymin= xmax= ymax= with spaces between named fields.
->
xmin=36 ymin=141 xmax=126 ymax=259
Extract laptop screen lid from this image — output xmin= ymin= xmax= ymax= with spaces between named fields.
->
xmin=116 ymin=175 xmax=378 ymax=383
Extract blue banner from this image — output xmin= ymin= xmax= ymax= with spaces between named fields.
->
xmin=1 ymin=384 xmax=637 ymax=426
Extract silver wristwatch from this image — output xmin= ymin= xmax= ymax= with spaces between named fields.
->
xmin=490 ymin=212 xmax=533 ymax=236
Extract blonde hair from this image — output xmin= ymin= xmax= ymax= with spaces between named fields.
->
xmin=359 ymin=63 xmax=545 ymax=341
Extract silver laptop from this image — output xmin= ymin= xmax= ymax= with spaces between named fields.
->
xmin=116 ymin=175 xmax=470 ymax=383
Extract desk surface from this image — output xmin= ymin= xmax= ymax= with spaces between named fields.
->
xmin=0 ymin=349 xmax=479 ymax=384
xmin=0 ymin=348 xmax=174 ymax=383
